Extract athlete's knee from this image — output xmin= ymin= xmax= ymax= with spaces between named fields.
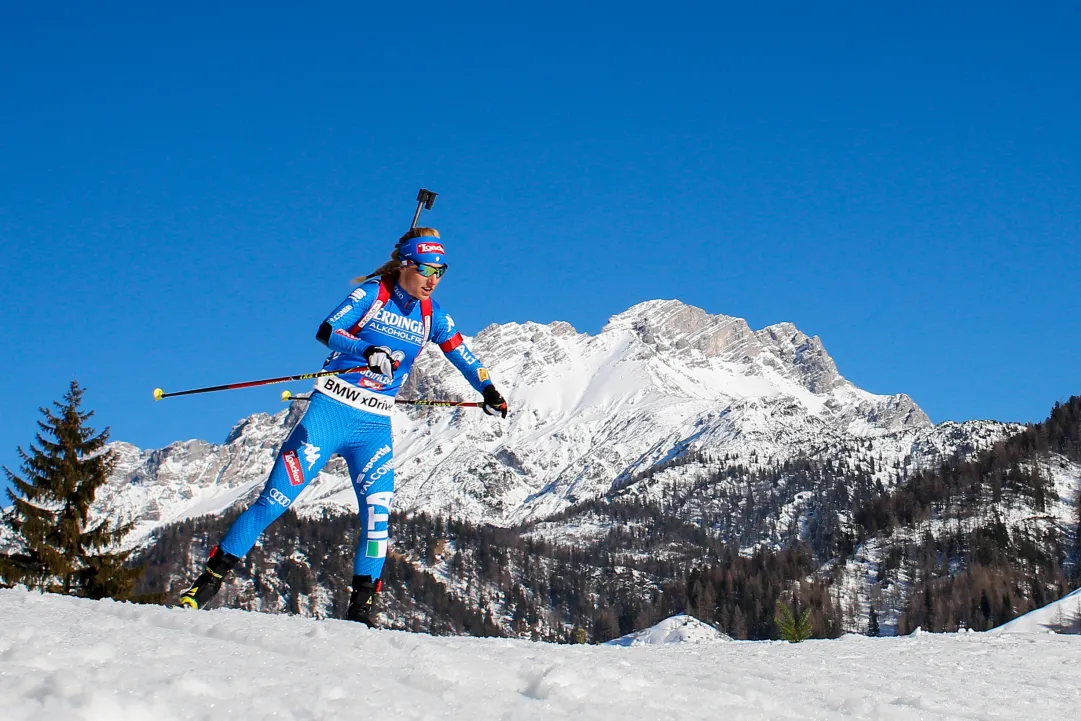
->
xmin=221 ymin=492 xmax=290 ymax=557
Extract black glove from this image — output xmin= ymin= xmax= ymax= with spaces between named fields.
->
xmin=363 ymin=345 xmax=399 ymax=378
xmin=482 ymin=385 xmax=508 ymax=418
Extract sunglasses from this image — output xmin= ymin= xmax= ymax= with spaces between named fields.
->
xmin=413 ymin=263 xmax=447 ymax=278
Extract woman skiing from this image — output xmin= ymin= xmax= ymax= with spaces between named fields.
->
xmin=179 ymin=227 xmax=508 ymax=625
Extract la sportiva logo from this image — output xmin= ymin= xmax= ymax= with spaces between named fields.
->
xmin=283 ymin=450 xmax=305 ymax=486
xmin=416 ymin=242 xmax=445 ymax=255
xmin=361 ymin=445 xmax=391 ymax=475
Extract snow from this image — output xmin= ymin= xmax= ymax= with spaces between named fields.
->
xmin=604 ymin=614 xmax=732 ymax=646
xmin=995 ymin=587 xmax=1081 ymax=634
xmin=4 ymin=589 xmax=1081 ymax=720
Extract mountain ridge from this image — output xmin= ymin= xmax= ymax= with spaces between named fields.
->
xmin=81 ymin=297 xmax=1018 ymax=546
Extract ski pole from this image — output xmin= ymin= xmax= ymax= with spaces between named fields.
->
xmin=152 ymin=367 xmax=366 ymax=401
xmin=399 ymin=399 xmax=483 ymax=408
xmin=280 ymin=390 xmax=483 ymax=408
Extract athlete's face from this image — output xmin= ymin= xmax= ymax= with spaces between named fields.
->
xmin=399 ymin=263 xmax=444 ymax=299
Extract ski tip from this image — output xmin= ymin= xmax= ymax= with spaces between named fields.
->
xmin=153 ymin=388 xmax=165 ymax=401
xmin=281 ymin=390 xmax=292 ymax=402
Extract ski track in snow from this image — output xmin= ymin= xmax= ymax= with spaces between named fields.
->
xmin=2 ymin=589 xmax=1080 ymax=721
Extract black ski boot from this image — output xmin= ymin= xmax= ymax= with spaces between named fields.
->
xmin=179 ymin=546 xmax=240 ymax=610
xmin=346 ymin=575 xmax=382 ymax=627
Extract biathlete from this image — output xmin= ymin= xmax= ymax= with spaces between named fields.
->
xmin=178 ymin=227 xmax=507 ymax=625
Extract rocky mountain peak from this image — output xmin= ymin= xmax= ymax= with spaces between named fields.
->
xmin=754 ymin=323 xmax=840 ymax=394
xmin=604 ymin=299 xmax=847 ymax=396
xmin=606 ymin=299 xmax=757 ymax=357
xmin=51 ymin=296 xmax=986 ymax=545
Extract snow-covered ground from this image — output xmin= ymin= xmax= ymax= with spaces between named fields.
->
xmin=604 ymin=614 xmax=732 ymax=646
xmin=3 ymin=588 xmax=1081 ymax=720
xmin=995 ymin=586 xmax=1081 ymax=634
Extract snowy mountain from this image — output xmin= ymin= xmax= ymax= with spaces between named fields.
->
xmin=4 ymin=587 xmax=1081 ymax=721
xmin=91 ymin=299 xmax=1020 ymax=545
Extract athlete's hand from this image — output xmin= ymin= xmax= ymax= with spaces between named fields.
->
xmin=482 ymin=385 xmax=508 ymax=418
xmin=363 ymin=345 xmax=397 ymax=378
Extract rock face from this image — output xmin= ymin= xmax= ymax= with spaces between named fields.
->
xmin=82 ymin=299 xmax=1015 ymax=545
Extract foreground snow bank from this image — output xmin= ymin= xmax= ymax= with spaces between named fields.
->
xmin=605 ymin=613 xmax=732 ymax=646
xmin=2 ymin=589 xmax=1081 ymax=721
xmin=994 ymin=586 xmax=1081 ymax=634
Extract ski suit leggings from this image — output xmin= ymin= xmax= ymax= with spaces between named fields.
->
xmin=220 ymin=392 xmax=395 ymax=579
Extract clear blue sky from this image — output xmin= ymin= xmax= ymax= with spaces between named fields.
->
xmin=3 ymin=3 xmax=1079 ymax=493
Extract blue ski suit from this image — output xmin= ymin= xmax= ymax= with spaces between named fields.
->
xmin=219 ymin=275 xmax=492 ymax=579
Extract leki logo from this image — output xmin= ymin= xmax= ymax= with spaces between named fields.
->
xmin=416 ymin=242 xmax=444 ymax=255
xmin=283 ymin=450 xmax=304 ymax=486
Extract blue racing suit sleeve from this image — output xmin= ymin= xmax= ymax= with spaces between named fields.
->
xmin=429 ymin=303 xmax=493 ymax=395
xmin=317 ymin=280 xmax=379 ymax=357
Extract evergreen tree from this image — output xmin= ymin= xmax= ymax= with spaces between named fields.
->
xmin=774 ymin=599 xmax=813 ymax=642
xmin=0 ymin=381 xmax=141 ymax=599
